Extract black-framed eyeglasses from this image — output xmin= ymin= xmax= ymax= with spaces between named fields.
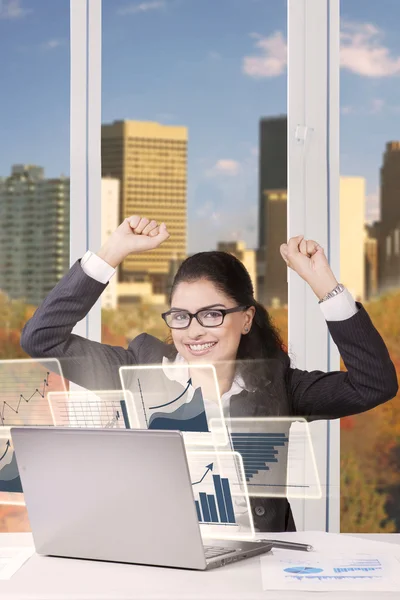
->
xmin=161 ymin=306 xmax=250 ymax=329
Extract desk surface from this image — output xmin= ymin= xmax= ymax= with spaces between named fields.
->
xmin=1 ymin=532 xmax=400 ymax=600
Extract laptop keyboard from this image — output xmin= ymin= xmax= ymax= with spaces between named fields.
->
xmin=204 ymin=545 xmax=236 ymax=559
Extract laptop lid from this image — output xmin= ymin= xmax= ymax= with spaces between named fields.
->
xmin=11 ymin=427 xmax=207 ymax=570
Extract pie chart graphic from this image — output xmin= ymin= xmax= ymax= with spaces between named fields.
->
xmin=284 ymin=566 xmax=323 ymax=574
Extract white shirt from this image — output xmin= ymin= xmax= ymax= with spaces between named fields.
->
xmin=80 ymin=250 xmax=359 ymax=417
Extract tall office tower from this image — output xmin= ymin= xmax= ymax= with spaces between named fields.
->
xmin=340 ymin=177 xmax=366 ymax=301
xmin=217 ymin=241 xmax=258 ymax=301
xmin=364 ymin=224 xmax=379 ymax=300
xmin=380 ymin=142 xmax=400 ymax=232
xmin=263 ymin=190 xmax=287 ymax=307
xmin=101 ymin=177 xmax=120 ymax=310
xmin=101 ymin=120 xmax=187 ymax=295
xmin=259 ymin=177 xmax=366 ymax=308
xmin=379 ymin=141 xmax=400 ymax=291
xmin=258 ymin=116 xmax=287 ymax=305
xmin=258 ymin=116 xmax=287 ymax=251
xmin=0 ymin=165 xmax=69 ymax=306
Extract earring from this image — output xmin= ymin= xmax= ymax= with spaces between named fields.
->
xmin=244 ymin=327 xmax=249 ymax=333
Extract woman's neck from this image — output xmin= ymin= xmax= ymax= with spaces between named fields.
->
xmin=189 ymin=361 xmax=236 ymax=399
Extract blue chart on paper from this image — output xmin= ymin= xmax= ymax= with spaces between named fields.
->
xmin=284 ymin=567 xmax=324 ymax=574
xmin=230 ymin=432 xmax=289 ymax=482
xmin=0 ymin=440 xmax=22 ymax=493
xmin=192 ymin=465 xmax=236 ymax=525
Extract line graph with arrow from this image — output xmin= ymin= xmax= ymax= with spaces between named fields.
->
xmin=0 ymin=434 xmax=23 ymax=494
xmin=131 ymin=369 xmax=208 ymax=433
xmin=148 ymin=378 xmax=192 ymax=410
xmin=0 ymin=440 xmax=10 ymax=463
xmin=191 ymin=462 xmax=213 ymax=485
xmin=0 ymin=372 xmax=50 ymax=426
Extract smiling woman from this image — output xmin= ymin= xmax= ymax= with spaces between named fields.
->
xmin=20 ymin=214 xmax=398 ymax=533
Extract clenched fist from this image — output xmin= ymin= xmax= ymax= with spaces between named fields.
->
xmin=96 ymin=216 xmax=170 ymax=268
xmin=280 ymin=235 xmax=339 ymax=300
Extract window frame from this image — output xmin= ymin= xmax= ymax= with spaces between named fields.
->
xmin=77 ymin=0 xmax=341 ymax=532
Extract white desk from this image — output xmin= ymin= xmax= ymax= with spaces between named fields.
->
xmin=1 ymin=532 xmax=400 ymax=599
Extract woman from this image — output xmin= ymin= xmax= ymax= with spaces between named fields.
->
xmin=21 ymin=215 xmax=398 ymax=532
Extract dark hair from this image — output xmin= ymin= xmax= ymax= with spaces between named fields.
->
xmin=169 ymin=251 xmax=288 ymax=392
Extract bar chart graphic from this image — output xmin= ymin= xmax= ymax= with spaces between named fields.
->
xmin=193 ymin=464 xmax=236 ymax=525
xmin=230 ymin=432 xmax=289 ymax=482
xmin=48 ymin=390 xmax=136 ymax=429
xmin=210 ymin=417 xmax=322 ymax=499
xmin=187 ymin=450 xmax=254 ymax=540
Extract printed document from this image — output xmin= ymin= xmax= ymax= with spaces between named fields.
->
xmin=261 ymin=532 xmax=400 ymax=592
xmin=0 ymin=546 xmax=34 ymax=580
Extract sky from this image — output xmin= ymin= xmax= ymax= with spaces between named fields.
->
xmin=1 ymin=0 xmax=400 ymax=252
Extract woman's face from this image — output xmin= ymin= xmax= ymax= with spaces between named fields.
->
xmin=170 ymin=279 xmax=254 ymax=364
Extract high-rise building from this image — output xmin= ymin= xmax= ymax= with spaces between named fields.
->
xmin=101 ymin=177 xmax=120 ymax=310
xmin=101 ymin=120 xmax=187 ymax=295
xmin=380 ymin=142 xmax=400 ymax=234
xmin=378 ymin=141 xmax=400 ymax=292
xmin=340 ymin=177 xmax=365 ymax=301
xmin=364 ymin=223 xmax=379 ymax=300
xmin=217 ymin=241 xmax=257 ymax=300
xmin=0 ymin=165 xmax=69 ymax=306
xmin=258 ymin=177 xmax=367 ymax=307
xmin=263 ymin=189 xmax=287 ymax=307
xmin=258 ymin=116 xmax=287 ymax=251
xmin=257 ymin=116 xmax=287 ymax=305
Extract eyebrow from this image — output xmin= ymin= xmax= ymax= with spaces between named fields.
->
xmin=169 ymin=303 xmax=227 ymax=312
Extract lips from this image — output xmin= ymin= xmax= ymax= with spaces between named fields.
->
xmin=185 ymin=341 xmax=217 ymax=356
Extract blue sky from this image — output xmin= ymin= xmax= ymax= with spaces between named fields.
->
xmin=1 ymin=0 xmax=400 ymax=252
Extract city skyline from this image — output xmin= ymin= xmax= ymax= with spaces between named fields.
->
xmin=1 ymin=0 xmax=400 ymax=252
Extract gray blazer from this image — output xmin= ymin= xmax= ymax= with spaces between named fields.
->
xmin=21 ymin=260 xmax=398 ymax=532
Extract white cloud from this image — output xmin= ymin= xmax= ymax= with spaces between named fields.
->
xmin=208 ymin=51 xmax=221 ymax=61
xmin=0 ymin=0 xmax=31 ymax=19
xmin=242 ymin=31 xmax=287 ymax=78
xmin=369 ymin=98 xmax=385 ymax=114
xmin=117 ymin=1 xmax=165 ymax=15
xmin=340 ymin=20 xmax=400 ymax=77
xmin=206 ymin=159 xmax=241 ymax=177
xmin=341 ymin=98 xmax=387 ymax=116
xmin=341 ymin=105 xmax=355 ymax=115
xmin=41 ymin=39 xmax=65 ymax=51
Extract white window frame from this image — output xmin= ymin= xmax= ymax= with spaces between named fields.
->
xmin=288 ymin=0 xmax=340 ymax=532
xmin=70 ymin=0 xmax=102 ymax=343
xmin=74 ymin=0 xmax=341 ymax=531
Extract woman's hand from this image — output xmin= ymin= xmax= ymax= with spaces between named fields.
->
xmin=280 ymin=235 xmax=339 ymax=300
xmin=96 ymin=216 xmax=170 ymax=268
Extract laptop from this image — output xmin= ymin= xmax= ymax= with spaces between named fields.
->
xmin=11 ymin=427 xmax=272 ymax=570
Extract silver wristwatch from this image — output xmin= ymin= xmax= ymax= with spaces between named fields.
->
xmin=318 ymin=283 xmax=345 ymax=304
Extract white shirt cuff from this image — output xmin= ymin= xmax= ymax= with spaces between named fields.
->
xmin=80 ymin=250 xmax=116 ymax=284
xmin=318 ymin=287 xmax=358 ymax=321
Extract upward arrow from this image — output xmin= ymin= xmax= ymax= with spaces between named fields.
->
xmin=148 ymin=378 xmax=192 ymax=410
xmin=0 ymin=440 xmax=11 ymax=463
xmin=192 ymin=463 xmax=214 ymax=486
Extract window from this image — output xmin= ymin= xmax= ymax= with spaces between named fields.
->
xmin=339 ymin=0 xmax=400 ymax=534
xmin=101 ymin=0 xmax=288 ymax=348
xmin=0 ymin=0 xmax=70 ymax=533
